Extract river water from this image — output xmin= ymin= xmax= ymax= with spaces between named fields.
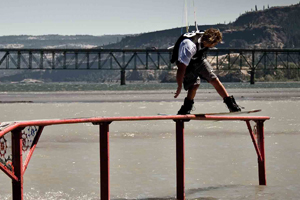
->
xmin=0 ymin=82 xmax=300 ymax=200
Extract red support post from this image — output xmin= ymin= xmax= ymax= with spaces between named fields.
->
xmin=11 ymin=128 xmax=24 ymax=200
xmin=256 ymin=121 xmax=266 ymax=185
xmin=176 ymin=120 xmax=185 ymax=200
xmin=23 ymin=126 xmax=44 ymax=174
xmin=246 ymin=121 xmax=263 ymax=162
xmin=100 ymin=122 xmax=111 ymax=200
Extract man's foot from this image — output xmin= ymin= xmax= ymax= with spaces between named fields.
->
xmin=177 ymin=98 xmax=194 ymax=115
xmin=223 ymin=96 xmax=241 ymax=112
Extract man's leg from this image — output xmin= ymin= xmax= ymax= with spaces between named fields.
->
xmin=209 ymin=78 xmax=229 ymax=99
xmin=196 ymin=59 xmax=240 ymax=112
xmin=177 ymin=84 xmax=199 ymax=115
xmin=209 ymin=78 xmax=241 ymax=112
xmin=187 ymin=84 xmax=199 ymax=100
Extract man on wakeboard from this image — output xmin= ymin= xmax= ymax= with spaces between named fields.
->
xmin=171 ymin=28 xmax=241 ymax=114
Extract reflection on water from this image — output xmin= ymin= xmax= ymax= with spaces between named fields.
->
xmin=1 ymin=185 xmax=299 ymax=200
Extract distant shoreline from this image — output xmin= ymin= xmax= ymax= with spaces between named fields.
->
xmin=0 ymin=81 xmax=300 ymax=93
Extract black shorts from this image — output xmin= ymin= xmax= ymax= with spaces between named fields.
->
xmin=183 ymin=59 xmax=217 ymax=90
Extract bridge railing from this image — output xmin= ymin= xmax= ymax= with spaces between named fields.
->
xmin=0 ymin=114 xmax=270 ymax=200
xmin=0 ymin=49 xmax=173 ymax=71
xmin=0 ymin=48 xmax=299 ymax=84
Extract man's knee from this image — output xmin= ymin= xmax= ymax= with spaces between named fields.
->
xmin=209 ymin=77 xmax=219 ymax=84
xmin=192 ymin=84 xmax=200 ymax=90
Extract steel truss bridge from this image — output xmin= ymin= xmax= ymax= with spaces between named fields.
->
xmin=0 ymin=48 xmax=299 ymax=84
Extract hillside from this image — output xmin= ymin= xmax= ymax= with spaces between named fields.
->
xmin=0 ymin=34 xmax=124 ymax=49
xmin=232 ymin=3 xmax=300 ymax=48
xmin=0 ymin=3 xmax=298 ymax=50
xmin=103 ymin=24 xmax=228 ymax=49
xmin=103 ymin=3 xmax=300 ymax=49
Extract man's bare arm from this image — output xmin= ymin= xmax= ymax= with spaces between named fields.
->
xmin=174 ymin=61 xmax=187 ymax=98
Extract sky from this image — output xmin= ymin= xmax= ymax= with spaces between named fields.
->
xmin=1 ymin=0 xmax=299 ymax=36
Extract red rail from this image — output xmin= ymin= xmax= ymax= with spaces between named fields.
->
xmin=0 ymin=114 xmax=270 ymax=200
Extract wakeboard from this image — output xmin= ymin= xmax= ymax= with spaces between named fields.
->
xmin=195 ymin=109 xmax=261 ymax=116
xmin=158 ymin=109 xmax=261 ymax=116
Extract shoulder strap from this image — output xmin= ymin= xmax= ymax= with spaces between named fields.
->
xmin=170 ymin=31 xmax=203 ymax=64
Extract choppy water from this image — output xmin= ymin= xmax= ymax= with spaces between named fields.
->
xmin=0 ymin=82 xmax=300 ymax=200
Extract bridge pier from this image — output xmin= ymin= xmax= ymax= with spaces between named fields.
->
xmin=120 ymin=70 xmax=126 ymax=85
xmin=250 ymin=68 xmax=255 ymax=84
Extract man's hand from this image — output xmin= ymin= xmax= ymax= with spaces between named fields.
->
xmin=174 ymin=62 xmax=186 ymax=98
xmin=174 ymin=86 xmax=182 ymax=98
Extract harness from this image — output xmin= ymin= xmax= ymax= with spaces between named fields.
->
xmin=170 ymin=31 xmax=208 ymax=65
